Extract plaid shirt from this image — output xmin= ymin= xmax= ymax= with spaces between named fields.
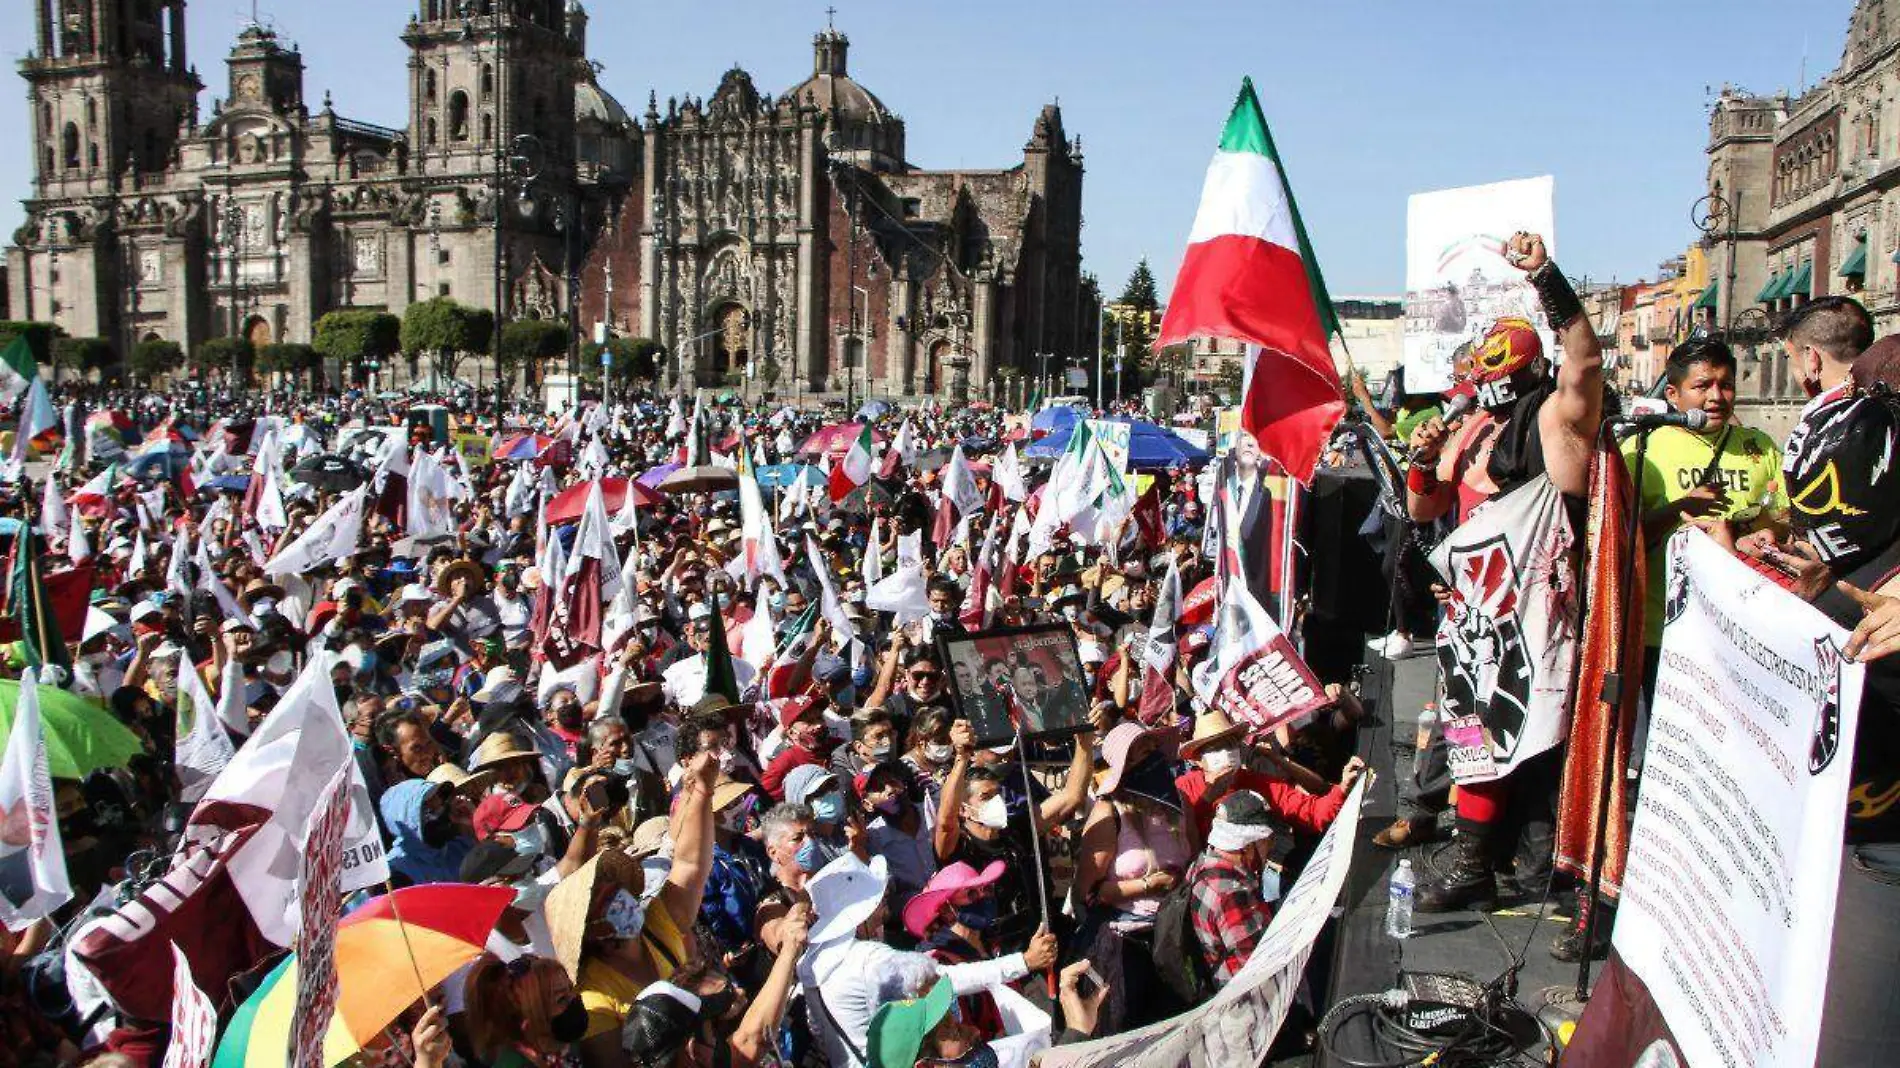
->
xmin=1187 ymin=850 xmax=1274 ymax=982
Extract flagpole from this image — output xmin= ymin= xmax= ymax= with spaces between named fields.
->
xmin=1012 ymin=724 xmax=1058 ymax=999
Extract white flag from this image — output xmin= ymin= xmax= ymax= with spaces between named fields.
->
xmin=129 ymin=530 xmax=149 ymax=576
xmin=162 ymin=943 xmax=218 ymax=1068
xmin=67 ymin=516 xmax=92 ymax=565
xmin=0 ymin=669 xmax=73 ymax=930
xmin=741 ymin=584 xmax=778 ymax=672
xmin=265 ymin=486 xmax=367 ymax=578
xmin=804 ymin=535 xmax=856 ymax=649
xmin=406 ymin=449 xmax=456 ymax=541
xmin=866 ymin=564 xmax=932 ymax=625
xmin=863 ymin=517 xmax=884 ymax=588
xmin=565 ymin=479 xmax=623 ymax=603
xmin=39 ymin=475 xmax=69 ymax=539
xmin=940 ymin=445 xmax=983 ymax=516
xmin=994 ymin=444 xmax=1028 ymax=503
xmin=737 ymin=452 xmax=787 ymax=588
xmin=173 ymin=659 xmax=236 ymax=805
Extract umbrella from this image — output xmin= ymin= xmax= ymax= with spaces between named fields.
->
xmin=213 ymin=885 xmax=513 ymax=1068
xmin=123 ymin=447 xmax=187 ymax=480
xmin=755 ymin=463 xmax=819 ymax=489
xmin=0 ymin=680 xmax=144 ymax=779
xmin=203 ymin=474 xmax=252 ymax=494
xmin=797 ymin=422 xmax=888 ymax=461
xmin=658 ymin=464 xmax=739 ymax=496
xmin=1030 ymin=405 xmax=1081 ymax=436
xmin=290 ymin=454 xmax=370 ymax=492
xmin=856 ymin=399 xmax=893 ymax=421
xmin=636 ymin=462 xmax=682 ymax=488
xmin=544 ymin=477 xmax=658 ymax=525
xmin=493 ymin=433 xmax=553 ymax=461
xmin=1024 ymin=418 xmax=1212 ymax=470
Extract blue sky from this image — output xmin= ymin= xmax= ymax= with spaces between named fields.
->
xmin=0 ymin=0 xmax=1855 ymax=300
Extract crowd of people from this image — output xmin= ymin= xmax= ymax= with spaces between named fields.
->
xmin=0 ymin=229 xmax=1896 ymax=1068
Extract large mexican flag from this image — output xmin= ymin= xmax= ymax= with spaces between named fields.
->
xmin=1158 ymin=77 xmax=1343 ymax=483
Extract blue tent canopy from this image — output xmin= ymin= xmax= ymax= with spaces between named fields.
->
xmin=755 ymin=463 xmax=820 ymax=489
xmin=1024 ymin=417 xmax=1212 ymax=470
xmin=1030 ymin=405 xmax=1081 ymax=435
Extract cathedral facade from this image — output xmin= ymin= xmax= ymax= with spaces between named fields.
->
xmin=5 ymin=1 xmax=1086 ymax=402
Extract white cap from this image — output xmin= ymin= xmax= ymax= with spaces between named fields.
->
xmin=398 ymin=583 xmax=433 ymax=604
xmin=129 ymin=600 xmax=163 ymax=623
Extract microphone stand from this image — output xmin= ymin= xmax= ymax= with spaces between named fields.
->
xmin=1576 ymin=420 xmax=1649 ymax=1001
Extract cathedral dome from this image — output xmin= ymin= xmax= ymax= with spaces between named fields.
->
xmin=784 ymin=28 xmax=894 ymax=127
xmin=575 ymin=77 xmax=630 ymax=128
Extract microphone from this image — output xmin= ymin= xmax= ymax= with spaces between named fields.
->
xmin=1407 ymin=391 xmax=1477 ymax=464
xmin=1615 ymin=409 xmax=1710 ymax=434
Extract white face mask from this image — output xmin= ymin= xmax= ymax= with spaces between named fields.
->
xmin=969 ymin=795 xmax=1010 ymax=830
xmin=512 ymin=878 xmax=552 ymax=913
xmin=1201 ymin=747 xmax=1241 ymax=776
xmin=923 ymin=742 xmax=954 ymax=765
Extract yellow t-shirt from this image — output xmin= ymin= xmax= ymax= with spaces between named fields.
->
xmin=576 ymin=901 xmax=687 ymax=1039
xmin=1622 ymin=422 xmax=1788 ymax=645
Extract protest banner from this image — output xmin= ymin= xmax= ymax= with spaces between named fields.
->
xmin=1403 ymin=176 xmax=1555 ymax=393
xmin=291 ymin=763 xmax=352 ymax=1068
xmin=162 ymin=943 xmax=217 ymax=1068
xmin=453 ymin=432 xmax=492 ymax=469
xmin=1566 ymin=530 xmax=1863 ymax=1068
xmin=1039 ymin=780 xmax=1365 ymax=1068
xmin=1083 ymin=418 xmax=1132 ymax=476
xmin=1192 ymin=579 xmax=1328 ymax=734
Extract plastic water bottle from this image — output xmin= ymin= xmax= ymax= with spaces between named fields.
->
xmin=1386 ymin=859 xmax=1415 ymax=939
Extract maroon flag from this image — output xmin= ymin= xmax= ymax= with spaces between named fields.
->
xmin=374 ymin=443 xmax=410 ymax=527
xmin=1131 ymin=483 xmax=1165 ymax=551
xmin=959 ymin=514 xmax=1003 ymax=631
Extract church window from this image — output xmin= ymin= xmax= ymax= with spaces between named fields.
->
xmin=61 ymin=123 xmax=79 ymax=169
xmin=41 ymin=103 xmax=52 ymax=135
xmin=482 ymin=113 xmax=493 ymax=143
xmin=482 ymin=65 xmax=495 ymax=101
xmin=449 ymin=91 xmax=470 ymax=141
xmin=85 ymin=98 xmax=96 ymax=128
xmin=88 ymin=142 xmax=98 ymax=170
xmin=40 ymin=144 xmax=53 ymax=178
xmin=425 ymin=70 xmax=438 ymax=104
xmin=426 ymin=118 xmax=438 ymax=146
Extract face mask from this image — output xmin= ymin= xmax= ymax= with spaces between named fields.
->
xmin=512 ymin=878 xmax=552 ymax=912
xmin=715 ymin=593 xmax=733 ymax=610
xmin=554 ymin=703 xmax=582 ymax=729
xmin=866 ymin=743 xmax=894 ymax=764
xmin=795 ymin=835 xmax=843 ymax=873
xmin=511 ymin=823 xmax=549 ymax=859
xmin=421 ymin=810 xmax=455 ymax=848
xmin=1259 ymin=863 xmax=1283 ymax=905
xmin=700 ymin=986 xmax=736 ymax=1021
xmin=266 ymin=650 xmax=294 ymax=675
xmin=1201 ymin=747 xmax=1241 ymax=776
xmin=969 ymin=795 xmax=1009 ymax=831
xmin=602 ymin=888 xmax=647 ymax=939
xmin=334 ymin=681 xmax=355 ymax=701
xmin=549 ymin=996 xmax=590 ymax=1043
xmin=1120 ymin=754 xmax=1179 ymax=807
xmin=716 ymin=749 xmax=737 ymax=775
xmin=955 ymin=895 xmax=999 ymax=932
xmin=611 ymin=757 xmax=639 ymax=780
xmin=874 ymin=795 xmax=904 ymax=816
xmin=769 ymin=593 xmax=786 ymax=611
xmin=810 ymin=793 xmax=846 ymax=825
xmin=923 ymin=742 xmax=954 ymax=765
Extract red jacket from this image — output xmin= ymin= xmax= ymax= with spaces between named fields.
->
xmin=762 ymin=743 xmax=826 ymax=802
xmin=1174 ymin=768 xmax=1345 ymax=849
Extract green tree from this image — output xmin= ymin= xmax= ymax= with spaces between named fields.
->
xmin=500 ymin=319 xmax=569 ymax=386
xmin=1111 ymin=259 xmax=1162 ymax=386
xmin=195 ymin=336 xmax=254 ymax=381
xmin=400 ymin=298 xmax=493 ymax=386
xmin=128 ymin=339 xmax=183 ymax=383
xmin=315 ymin=308 xmax=403 ymax=384
xmin=579 ymin=335 xmax=662 ymax=386
xmin=257 ymin=342 xmax=320 ymax=386
xmin=51 ymin=337 xmax=114 ymax=381
xmin=0 ymin=321 xmax=63 ymax=366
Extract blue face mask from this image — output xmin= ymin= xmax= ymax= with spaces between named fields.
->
xmin=795 ymin=834 xmax=843 ymax=873
xmin=769 ymin=593 xmax=787 ymax=611
xmin=511 ymin=823 xmax=548 ymax=859
xmin=954 ymin=896 xmax=999 ymax=932
xmin=809 ymin=793 xmax=846 ymax=825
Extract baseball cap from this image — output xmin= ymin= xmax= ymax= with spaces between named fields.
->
xmin=472 ymin=793 xmax=539 ymax=840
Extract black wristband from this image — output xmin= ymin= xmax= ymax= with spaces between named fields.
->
xmin=1528 ymin=262 xmax=1584 ymax=330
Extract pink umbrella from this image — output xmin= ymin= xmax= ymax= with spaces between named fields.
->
xmin=797 ymin=422 xmax=889 ymax=460
xmin=544 ymin=477 xmax=659 ymax=525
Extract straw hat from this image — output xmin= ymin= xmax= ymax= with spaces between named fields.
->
xmin=435 ymin=559 xmax=487 ymax=597
xmin=710 ymin=778 xmax=754 ymax=813
xmin=237 ymin=578 xmax=286 ymax=609
xmin=806 ymin=853 xmax=890 ymax=946
xmin=425 ymin=762 xmax=497 ymax=798
xmin=468 ymin=730 xmax=539 ymax=772
xmin=1178 ymin=707 xmax=1248 ymax=761
xmin=545 ymin=849 xmax=647 ymax=981
xmin=624 ymin=815 xmax=672 ymax=861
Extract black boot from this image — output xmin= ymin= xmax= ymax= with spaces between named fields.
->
xmin=1415 ymin=818 xmax=1498 ymax=913
xmin=1550 ymin=889 xmax=1614 ymax=962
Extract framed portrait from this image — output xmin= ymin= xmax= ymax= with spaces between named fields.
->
xmin=938 ymin=623 xmax=1092 ymax=747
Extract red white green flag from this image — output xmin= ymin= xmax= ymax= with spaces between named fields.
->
xmin=828 ymin=423 xmax=875 ymax=503
xmin=1158 ymin=77 xmax=1343 ymax=483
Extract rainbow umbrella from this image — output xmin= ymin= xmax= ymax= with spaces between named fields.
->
xmin=213 ymin=885 xmax=512 ymax=1068
xmin=493 ymin=433 xmax=553 ymax=460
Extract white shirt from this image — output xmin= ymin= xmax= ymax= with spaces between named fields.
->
xmin=798 ymin=937 xmax=1027 ymax=1068
xmin=660 ymin=654 xmax=758 ymax=709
